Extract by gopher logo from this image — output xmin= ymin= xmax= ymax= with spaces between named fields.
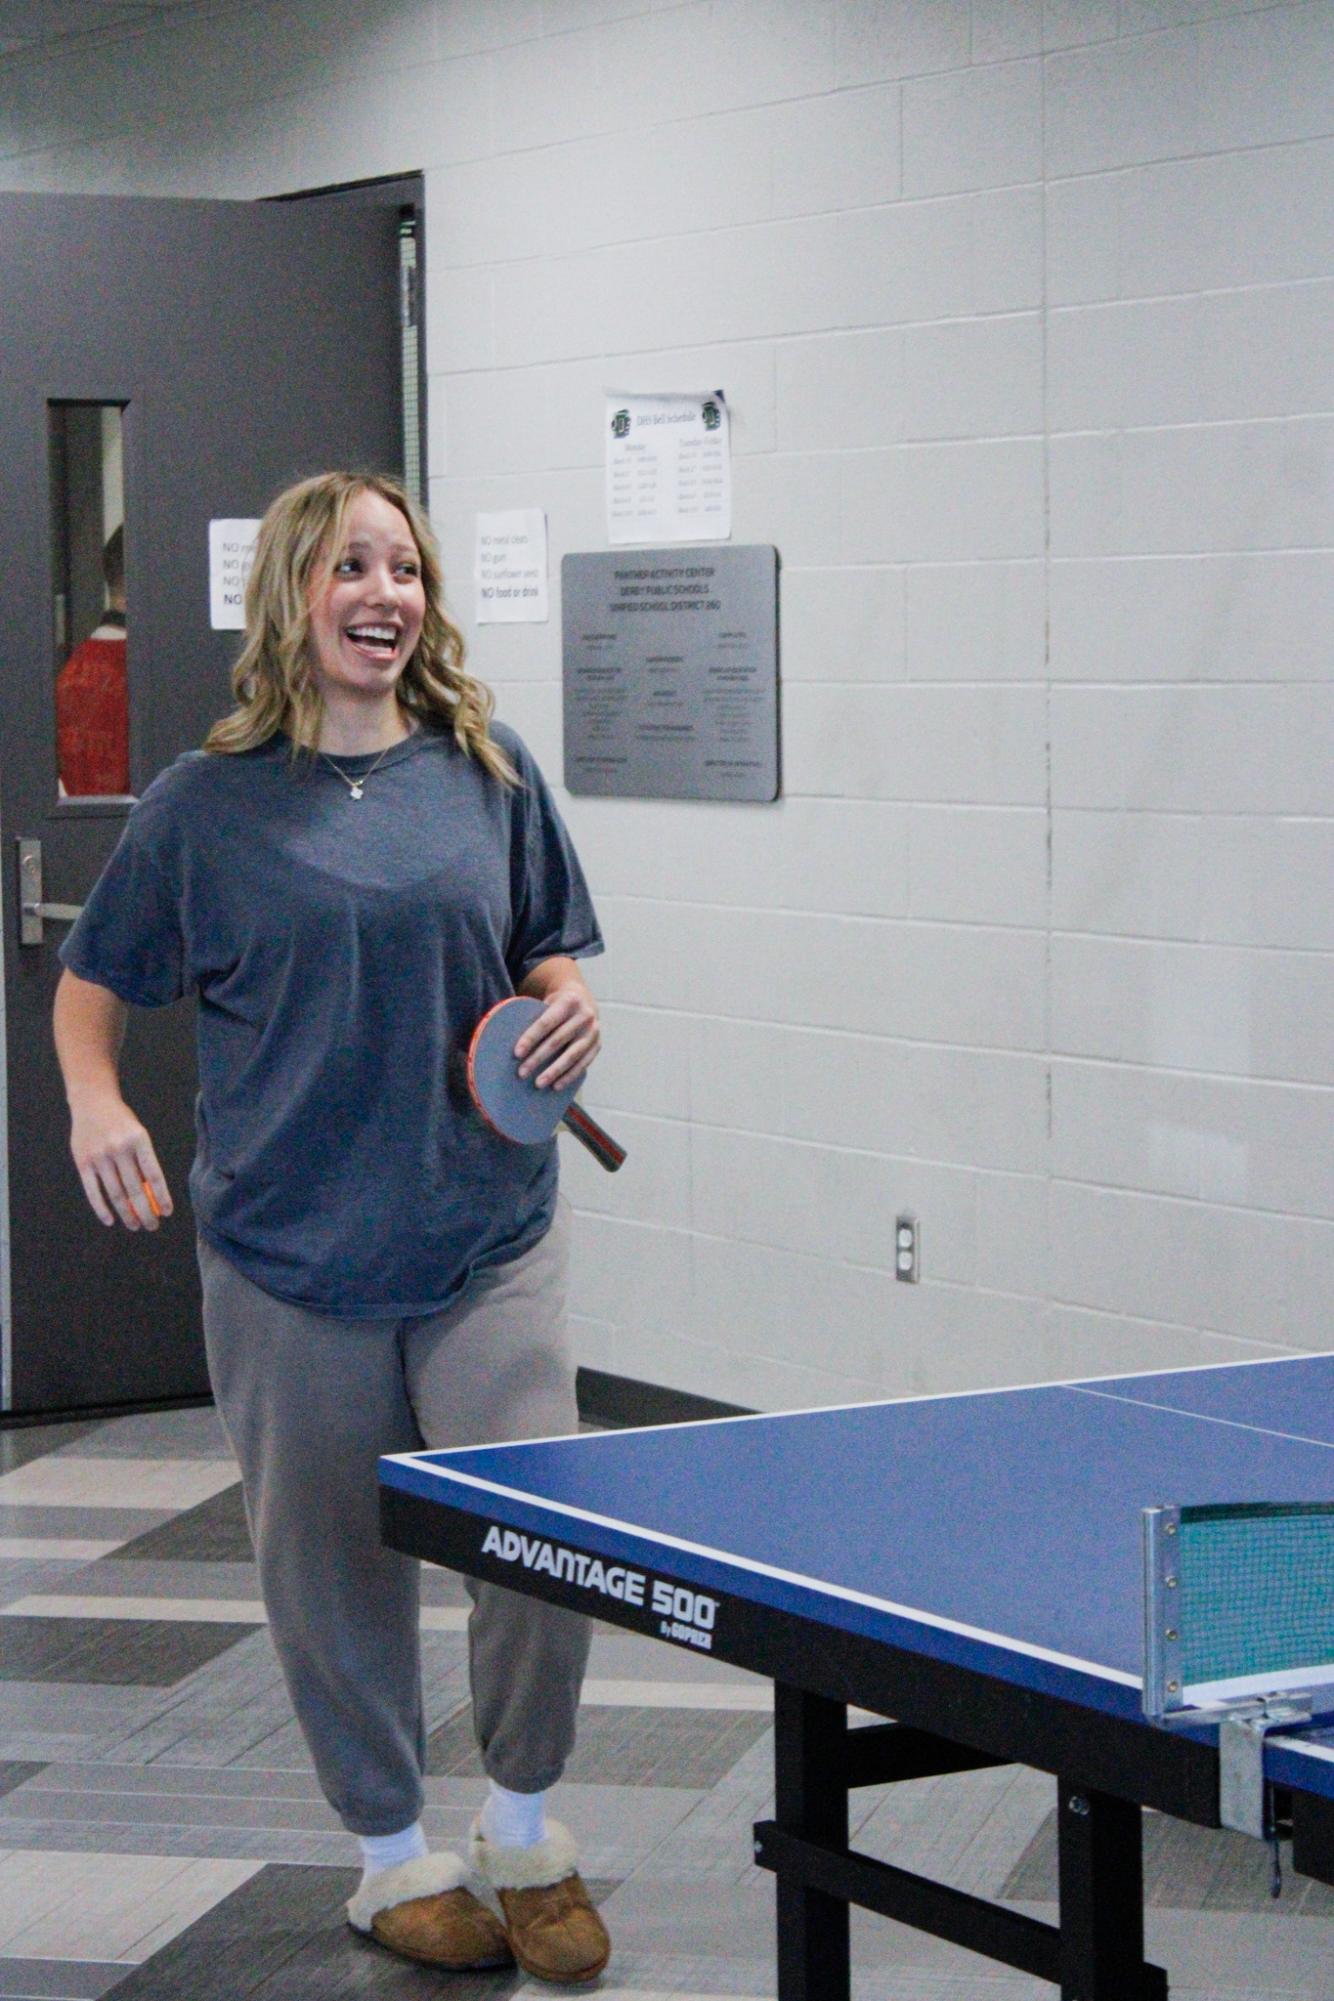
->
xmin=610 ymin=408 xmax=631 ymax=439
xmin=479 ymin=1524 xmax=718 ymax=1650
xmin=700 ymin=397 xmax=722 ymax=431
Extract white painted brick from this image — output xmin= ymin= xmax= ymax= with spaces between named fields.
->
xmin=706 ymin=0 xmax=837 ymax=108
xmin=732 ymin=452 xmax=846 ymax=566
xmin=567 ymin=1214 xmax=692 ymax=1331
xmin=976 ymin=1173 xmax=1048 ymax=1296
xmin=1042 ymin=0 xmax=1118 ymax=48
xmin=428 ymin=153 xmax=556 ymax=267
xmin=770 ymin=82 xmax=902 ymax=217
xmin=1045 ymin=28 xmax=1201 ymax=176
xmin=1121 ymin=0 xmax=1274 ymax=29
xmin=1052 ymin=1062 xmax=1334 ymax=1219
xmin=1049 ymin=284 xmax=1334 ymax=433
xmin=590 ymin=4 xmax=722 ymax=128
xmin=543 ymin=0 xmax=647 ymax=32
xmin=689 ymin=1231 xmax=896 ymax=1382
xmin=1051 ymin=936 xmax=1334 ymax=1086
xmin=690 ymin=1021 xmax=1046 ymax=1170
xmin=1049 ymin=1182 xmax=1321 ymax=1344
xmin=490 ymin=22 xmax=611 ymax=152
xmin=570 ymin=792 xmax=910 ymax=917
xmin=902 ymin=312 xmax=1043 ymax=439
xmin=582 ymin=1003 xmax=692 ymax=1120
xmin=840 ymin=439 xmax=1046 ymax=562
xmin=970 ymin=186 xmax=1046 ymax=313
xmin=490 ymin=234 xmax=718 ymax=366
xmin=706 ymin=212 xmax=862 ymax=343
xmin=908 ymin=806 xmax=1048 ymax=927
xmin=1198 ymin=819 xmax=1334 ymax=954
xmin=1051 ymin=811 xmax=1203 ymax=942
xmin=904 ymin=560 xmax=1045 ymax=680
xmin=1049 ymin=419 xmax=1334 ymax=558
xmin=902 ymin=58 xmax=1042 ymax=196
xmin=691 ymin=1128 xmax=979 ymax=1280
xmin=776 ymin=329 xmax=906 ymax=452
xmin=1052 ymin=687 xmax=1334 ymax=817
xmin=528 ymin=112 xmax=774 ymax=259
xmin=1196 ymin=3 xmax=1334 ymax=153
xmin=562 ymin=1112 xmax=691 ymax=1227
xmin=599 ymin=899 xmax=1048 ymax=1048
xmin=439 ymin=0 xmax=543 ymax=56
xmin=780 ymin=567 xmax=907 ymax=683
xmin=835 ymin=186 xmax=1043 ymax=327
xmin=904 ymin=1288 xmax=1054 ymax=1395
xmin=1045 ymin=1307 xmax=1284 ymax=1383
xmin=783 ymin=685 xmax=1046 ymax=802
xmin=423 ymin=251 xmax=493 ymax=373
xmin=835 ymin=0 xmax=972 ymax=82
xmin=1045 ymin=173 xmax=1121 ymax=307
xmin=1049 ymin=554 xmax=1334 ymax=684
xmin=1119 ymin=141 xmax=1334 ymax=298
xmin=971 ymin=0 xmax=1043 ymax=62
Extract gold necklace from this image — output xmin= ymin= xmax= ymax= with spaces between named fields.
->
xmin=319 ymin=740 xmax=398 ymax=801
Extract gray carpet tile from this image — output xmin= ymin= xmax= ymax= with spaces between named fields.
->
xmin=98 ymin=1862 xmax=617 ymax=2000
xmin=57 ymin=1408 xmax=230 ymax=1460
xmin=112 ymin=1484 xmax=251 ymax=1564
xmin=0 ymin=1760 xmax=44 ymax=1798
xmin=0 ymin=1508 xmax=170 ymax=1544
xmin=0 ymin=1425 xmax=99 ymax=1474
xmin=0 ymin=1618 xmax=255 ymax=1688
xmin=1002 ymin=1805 xmax=1334 ymax=1917
xmin=60 ymin=1558 xmax=261 ymax=1600
xmin=0 ymin=1961 xmax=128 ymax=1999
xmin=427 ymin=1702 xmax=771 ymax=1788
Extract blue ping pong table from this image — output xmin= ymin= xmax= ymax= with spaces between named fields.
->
xmin=380 ymin=1352 xmax=1334 ymax=2001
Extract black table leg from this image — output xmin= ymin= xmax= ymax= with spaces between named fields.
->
xmin=1057 ymin=1782 xmax=1168 ymax=2000
xmin=771 ymin=1682 xmax=850 ymax=2001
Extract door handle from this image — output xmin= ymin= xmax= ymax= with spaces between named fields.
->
xmin=17 ymin=838 xmax=83 ymax=945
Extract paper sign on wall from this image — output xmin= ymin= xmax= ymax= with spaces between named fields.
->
xmin=605 ymin=390 xmax=731 ymax=547
xmin=208 ymin=519 xmax=261 ymax=630
xmin=475 ymin=509 xmax=549 ymax=623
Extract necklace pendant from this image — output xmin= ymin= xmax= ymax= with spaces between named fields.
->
xmin=349 ymin=783 xmax=364 ymax=800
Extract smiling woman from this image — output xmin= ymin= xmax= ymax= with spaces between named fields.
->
xmin=50 ymin=467 xmax=614 ymax=1983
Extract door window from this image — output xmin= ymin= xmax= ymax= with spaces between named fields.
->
xmin=49 ymin=400 xmax=131 ymax=799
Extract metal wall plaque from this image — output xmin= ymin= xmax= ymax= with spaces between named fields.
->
xmin=561 ymin=544 xmax=779 ymax=801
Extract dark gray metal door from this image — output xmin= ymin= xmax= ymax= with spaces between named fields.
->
xmin=0 ymin=192 xmax=404 ymax=1414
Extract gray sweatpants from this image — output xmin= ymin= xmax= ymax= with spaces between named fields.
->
xmin=198 ymin=1201 xmax=591 ymax=1836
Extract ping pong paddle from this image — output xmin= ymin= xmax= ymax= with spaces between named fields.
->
xmin=467 ymin=996 xmax=626 ymax=1173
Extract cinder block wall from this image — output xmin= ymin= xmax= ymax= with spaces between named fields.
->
xmin=3 ymin=1 xmax=1330 ymax=1408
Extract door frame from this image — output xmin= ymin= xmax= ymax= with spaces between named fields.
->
xmin=0 ymin=175 xmax=427 ymax=1420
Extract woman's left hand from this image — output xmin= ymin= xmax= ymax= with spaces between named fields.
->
xmin=514 ymin=968 xmax=600 ymax=1091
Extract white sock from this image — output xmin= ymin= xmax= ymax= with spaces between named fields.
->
xmin=358 ymin=1820 xmax=429 ymax=1886
xmin=480 ymin=1778 xmax=548 ymax=1849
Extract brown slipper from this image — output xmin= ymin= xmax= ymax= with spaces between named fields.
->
xmin=470 ymin=1819 xmax=611 ymax=1985
xmin=346 ymin=1851 xmax=513 ymax=1969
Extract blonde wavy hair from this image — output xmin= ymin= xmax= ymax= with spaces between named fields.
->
xmin=204 ymin=470 xmax=515 ymax=783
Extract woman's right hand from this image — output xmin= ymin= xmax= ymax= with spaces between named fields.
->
xmin=69 ymin=1091 xmax=173 ymax=1231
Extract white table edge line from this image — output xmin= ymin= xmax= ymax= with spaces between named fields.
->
xmin=1068 ymin=1384 xmax=1334 ymax=1453
xmin=397 ymin=1353 xmax=1333 ymax=1458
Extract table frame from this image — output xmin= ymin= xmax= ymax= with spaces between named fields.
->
xmin=381 ymin=1477 xmax=1334 ymax=2001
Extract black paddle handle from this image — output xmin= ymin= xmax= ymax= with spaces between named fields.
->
xmin=561 ymin=1102 xmax=626 ymax=1173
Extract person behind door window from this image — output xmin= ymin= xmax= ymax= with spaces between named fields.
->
xmin=51 ymin=471 xmax=613 ymax=1986
xmin=55 ymin=523 xmax=129 ymax=797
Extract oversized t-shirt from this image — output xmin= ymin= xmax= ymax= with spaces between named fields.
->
xmin=60 ymin=724 xmax=603 ymax=1317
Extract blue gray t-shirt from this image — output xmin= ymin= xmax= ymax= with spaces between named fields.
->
xmin=60 ymin=724 xmax=603 ymax=1318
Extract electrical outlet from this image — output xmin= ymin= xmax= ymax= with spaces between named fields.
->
xmin=895 ymin=1214 xmax=919 ymax=1283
